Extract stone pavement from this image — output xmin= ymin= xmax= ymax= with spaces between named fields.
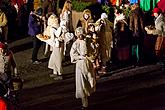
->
xmin=7 ymin=37 xmax=165 ymax=110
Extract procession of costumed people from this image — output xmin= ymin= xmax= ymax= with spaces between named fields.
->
xmin=1 ymin=0 xmax=165 ymax=109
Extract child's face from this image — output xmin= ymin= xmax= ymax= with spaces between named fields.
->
xmin=92 ymin=34 xmax=97 ymax=43
xmin=78 ymin=35 xmax=84 ymax=40
xmin=52 ymin=18 xmax=59 ymax=27
xmin=84 ymin=14 xmax=89 ymax=20
xmin=154 ymin=13 xmax=159 ymax=18
xmin=89 ymin=26 xmax=95 ymax=32
xmin=0 ymin=48 xmax=4 ymax=55
xmin=23 ymin=0 xmax=28 ymax=3
xmin=114 ymin=10 xmax=119 ymax=17
xmin=93 ymin=33 xmax=97 ymax=39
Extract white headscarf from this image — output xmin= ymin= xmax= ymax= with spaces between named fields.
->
xmin=47 ymin=14 xmax=59 ymax=28
xmin=101 ymin=13 xmax=108 ymax=19
xmin=75 ymin=27 xmax=84 ymax=37
xmin=114 ymin=13 xmax=127 ymax=29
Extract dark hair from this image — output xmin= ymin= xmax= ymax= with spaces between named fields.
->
xmin=87 ymin=23 xmax=95 ymax=31
xmin=0 ymin=33 xmax=3 ymax=42
xmin=66 ymin=0 xmax=71 ymax=4
xmin=35 ymin=8 xmax=43 ymax=16
xmin=115 ymin=8 xmax=123 ymax=14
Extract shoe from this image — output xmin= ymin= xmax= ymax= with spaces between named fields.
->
xmin=81 ymin=106 xmax=88 ymax=110
xmin=32 ymin=60 xmax=41 ymax=64
xmin=156 ymin=61 xmax=164 ymax=66
xmin=49 ymin=74 xmax=58 ymax=78
xmin=53 ymin=75 xmax=63 ymax=80
xmin=96 ymin=75 xmax=100 ymax=80
xmin=98 ymin=67 xmax=106 ymax=75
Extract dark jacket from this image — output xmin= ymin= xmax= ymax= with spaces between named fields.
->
xmin=42 ymin=0 xmax=56 ymax=16
xmin=28 ymin=13 xmax=41 ymax=36
xmin=129 ymin=7 xmax=145 ymax=44
xmin=114 ymin=20 xmax=132 ymax=47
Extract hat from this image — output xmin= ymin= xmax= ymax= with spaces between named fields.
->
xmin=75 ymin=27 xmax=84 ymax=37
xmin=47 ymin=14 xmax=59 ymax=27
xmin=152 ymin=7 xmax=162 ymax=16
xmin=0 ymin=43 xmax=5 ymax=49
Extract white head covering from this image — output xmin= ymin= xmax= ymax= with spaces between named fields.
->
xmin=60 ymin=20 xmax=68 ymax=33
xmin=47 ymin=14 xmax=59 ymax=28
xmin=101 ymin=13 xmax=108 ymax=19
xmin=75 ymin=27 xmax=84 ymax=37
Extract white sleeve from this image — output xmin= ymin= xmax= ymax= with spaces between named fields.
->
xmin=55 ymin=27 xmax=62 ymax=38
xmin=49 ymin=27 xmax=55 ymax=40
xmin=44 ymin=39 xmax=54 ymax=47
xmin=70 ymin=42 xmax=79 ymax=63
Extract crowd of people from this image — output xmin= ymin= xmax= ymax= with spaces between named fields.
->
xmin=0 ymin=0 xmax=165 ymax=109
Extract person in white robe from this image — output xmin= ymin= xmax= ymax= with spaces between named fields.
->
xmin=37 ymin=14 xmax=64 ymax=80
xmin=70 ymin=27 xmax=96 ymax=109
xmin=60 ymin=0 xmax=73 ymax=32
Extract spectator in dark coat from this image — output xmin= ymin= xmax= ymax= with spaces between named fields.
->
xmin=5 ymin=2 xmax=18 ymax=42
xmin=17 ymin=0 xmax=30 ymax=36
xmin=11 ymin=0 xmax=24 ymax=12
xmin=42 ymin=0 xmax=56 ymax=17
xmin=0 ymin=8 xmax=8 ymax=43
xmin=28 ymin=9 xmax=42 ymax=64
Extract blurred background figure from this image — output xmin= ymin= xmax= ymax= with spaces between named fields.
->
xmin=60 ymin=0 xmax=73 ymax=32
xmin=0 ymin=81 xmax=9 ymax=110
xmin=114 ymin=8 xmax=132 ymax=67
xmin=42 ymin=0 xmax=56 ymax=56
xmin=0 ymin=43 xmax=18 ymax=83
xmin=129 ymin=4 xmax=145 ymax=66
xmin=0 ymin=8 xmax=8 ymax=43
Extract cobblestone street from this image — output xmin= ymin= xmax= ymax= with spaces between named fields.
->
xmin=8 ymin=37 xmax=165 ymax=110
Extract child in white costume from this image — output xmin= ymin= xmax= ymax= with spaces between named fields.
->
xmin=43 ymin=13 xmax=60 ymax=56
xmin=70 ymin=27 xmax=96 ymax=109
xmin=38 ymin=14 xmax=64 ymax=80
